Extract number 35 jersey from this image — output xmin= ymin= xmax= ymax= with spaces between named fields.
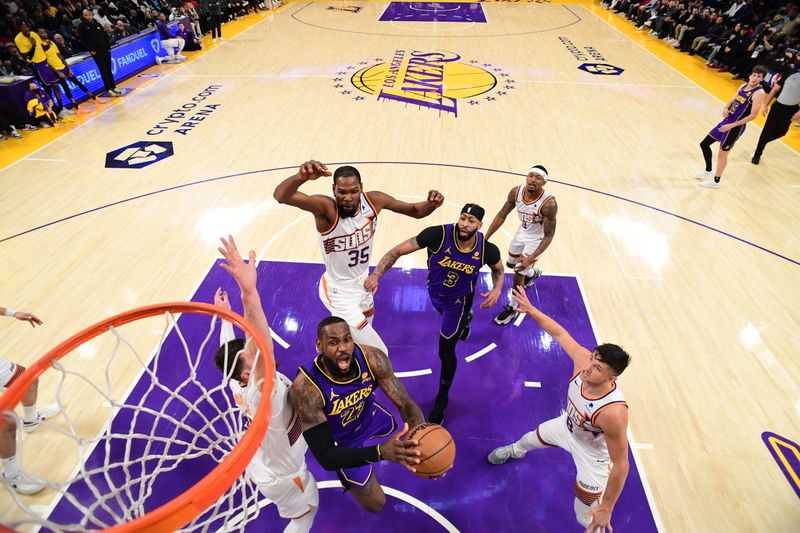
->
xmin=318 ymin=193 xmax=378 ymax=283
xmin=298 ymin=343 xmax=395 ymax=446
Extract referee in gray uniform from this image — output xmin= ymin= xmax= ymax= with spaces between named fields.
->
xmin=752 ymin=59 xmax=800 ymax=164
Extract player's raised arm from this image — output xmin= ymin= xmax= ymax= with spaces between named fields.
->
xmin=585 ymin=405 xmax=630 ymax=533
xmin=512 ymin=286 xmax=591 ymax=371
xmin=218 ymin=235 xmax=275 ymax=378
xmin=1 ymin=306 xmax=43 ymax=327
xmin=365 ymin=345 xmax=425 ymax=428
xmin=364 ymin=236 xmax=423 ymax=294
xmin=290 ymin=374 xmax=420 ymax=471
xmin=367 ymin=189 xmax=444 ymax=219
xmin=273 ymin=159 xmax=335 ymax=218
xmin=483 ymin=186 xmax=517 ymax=241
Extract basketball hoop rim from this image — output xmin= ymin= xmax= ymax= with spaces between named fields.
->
xmin=0 ymin=302 xmax=275 ymax=533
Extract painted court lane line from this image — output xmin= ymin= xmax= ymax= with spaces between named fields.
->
xmin=465 ymin=342 xmax=497 ymax=362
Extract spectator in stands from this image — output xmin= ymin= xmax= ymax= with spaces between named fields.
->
xmin=77 ymin=8 xmax=122 ymax=96
xmin=732 ymin=28 xmax=775 ymax=79
xmin=714 ymin=25 xmax=753 ymax=73
xmin=154 ymin=11 xmax=185 ymax=64
xmin=53 ymin=33 xmax=75 ymax=58
xmin=102 ymin=21 xmax=116 ymax=45
xmin=184 ymin=0 xmax=202 ymax=36
xmin=113 ymin=19 xmax=134 ymax=40
xmin=689 ymin=14 xmax=726 ymax=56
xmin=3 ymin=43 xmax=34 ymax=75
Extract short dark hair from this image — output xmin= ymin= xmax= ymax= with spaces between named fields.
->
xmin=594 ymin=343 xmax=631 ymax=376
xmin=214 ymin=338 xmax=246 ymax=381
xmin=333 ymin=166 xmax=361 ymax=184
xmin=317 ymin=316 xmax=348 ymax=339
xmin=531 ymin=164 xmax=548 ymax=175
xmin=751 ymin=64 xmax=768 ymax=76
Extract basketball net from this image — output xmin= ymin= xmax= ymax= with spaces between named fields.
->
xmin=0 ymin=303 xmax=274 ymax=532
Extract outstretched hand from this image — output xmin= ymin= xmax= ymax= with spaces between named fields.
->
xmin=379 ymin=423 xmax=421 ymax=471
xmin=214 ymin=287 xmax=231 ymax=310
xmin=298 ymin=160 xmax=332 ymax=182
xmin=218 ymin=235 xmax=258 ymax=291
xmin=511 ymin=286 xmax=536 ymax=315
xmin=13 ymin=311 xmax=43 ymax=327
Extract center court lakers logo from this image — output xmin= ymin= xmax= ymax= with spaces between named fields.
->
xmin=334 ymin=50 xmax=515 ymax=117
xmin=105 ymin=141 xmax=174 ymax=169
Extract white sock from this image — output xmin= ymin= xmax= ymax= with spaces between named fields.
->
xmin=23 ymin=405 xmax=37 ymax=423
xmin=574 ymin=498 xmax=595 ymax=528
xmin=283 ymin=506 xmax=317 ymax=533
xmin=2 ymin=456 xmax=20 ymax=478
xmin=515 ymin=430 xmax=544 ymax=453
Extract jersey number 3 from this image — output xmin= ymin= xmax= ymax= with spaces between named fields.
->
xmin=443 ymin=271 xmax=459 ymax=288
xmin=347 ymin=248 xmax=369 ymax=267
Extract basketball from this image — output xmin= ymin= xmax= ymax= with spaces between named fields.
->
xmin=407 ymin=423 xmax=456 ymax=479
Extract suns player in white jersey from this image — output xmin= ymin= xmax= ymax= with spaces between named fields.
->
xmin=484 ymin=165 xmax=557 ymax=325
xmin=274 ymin=160 xmax=444 ymax=355
xmin=214 ymin=236 xmax=318 ymax=533
xmin=488 ymin=287 xmax=630 ymax=533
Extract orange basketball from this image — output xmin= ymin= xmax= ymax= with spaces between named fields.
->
xmin=407 ymin=422 xmax=456 ymax=479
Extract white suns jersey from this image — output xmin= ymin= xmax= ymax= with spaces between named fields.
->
xmin=564 ymin=373 xmax=627 ymax=455
xmin=318 ymin=193 xmax=378 ymax=282
xmin=232 ymin=371 xmax=306 ymax=478
xmin=515 ymin=186 xmax=554 ymax=239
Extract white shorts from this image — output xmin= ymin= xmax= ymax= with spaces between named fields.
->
xmin=318 ymin=272 xmax=375 ymax=330
xmin=317 ymin=273 xmax=388 ymax=354
xmin=536 ymin=413 xmax=611 ymax=502
xmin=0 ymin=359 xmax=23 ymax=388
xmin=507 ymin=227 xmax=543 ymax=277
xmin=249 ymin=465 xmax=318 ymax=519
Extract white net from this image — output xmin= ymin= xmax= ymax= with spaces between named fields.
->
xmin=1 ymin=308 xmax=270 ymax=532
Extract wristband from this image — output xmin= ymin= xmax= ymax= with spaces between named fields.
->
xmin=376 ymin=444 xmax=383 ymax=460
xmin=4 ymin=308 xmax=16 ymax=317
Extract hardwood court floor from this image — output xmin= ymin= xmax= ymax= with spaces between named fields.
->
xmin=0 ymin=1 xmax=798 ymax=531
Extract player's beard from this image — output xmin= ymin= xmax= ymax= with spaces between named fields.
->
xmin=337 ymin=203 xmax=357 ymax=218
xmin=456 ymin=227 xmax=478 ymax=242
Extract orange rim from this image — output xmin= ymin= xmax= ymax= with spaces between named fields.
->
xmin=0 ymin=302 xmax=275 ymax=533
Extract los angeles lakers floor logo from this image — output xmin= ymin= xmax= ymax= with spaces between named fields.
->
xmin=333 ymin=50 xmax=515 ymax=117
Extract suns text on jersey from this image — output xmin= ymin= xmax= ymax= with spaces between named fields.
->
xmin=323 ymin=223 xmax=374 ymax=253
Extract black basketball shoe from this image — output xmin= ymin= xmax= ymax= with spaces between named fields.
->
xmin=428 ymin=397 xmax=448 ymax=425
xmin=494 ymin=304 xmax=518 ymax=325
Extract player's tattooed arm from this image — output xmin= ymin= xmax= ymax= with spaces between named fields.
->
xmin=364 ymin=237 xmax=422 ymax=294
xmin=273 ymin=160 xmax=337 ymax=230
xmin=528 ymin=198 xmax=558 ymax=260
xmin=289 ymin=373 xmax=328 ymax=431
xmin=366 ymin=346 xmax=425 ymax=428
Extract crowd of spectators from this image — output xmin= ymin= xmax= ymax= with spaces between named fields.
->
xmin=0 ymin=0 xmax=280 ymax=139
xmin=601 ymin=0 xmax=799 ymax=80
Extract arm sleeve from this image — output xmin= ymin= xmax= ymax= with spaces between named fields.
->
xmin=415 ymin=225 xmax=445 ymax=251
xmin=484 ymin=241 xmax=501 ymax=266
xmin=303 ymin=421 xmax=382 ymax=470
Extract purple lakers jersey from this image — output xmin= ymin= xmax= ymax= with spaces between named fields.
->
xmin=298 ymin=343 xmax=395 ymax=445
xmin=427 ymin=224 xmax=486 ymax=298
xmin=724 ymin=84 xmax=761 ymax=122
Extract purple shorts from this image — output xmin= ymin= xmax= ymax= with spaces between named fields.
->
xmin=429 ymin=291 xmax=474 ymax=339
xmin=335 ymin=402 xmax=395 ymax=489
xmin=709 ymin=118 xmax=745 ymax=150
xmin=33 ymin=61 xmax=58 ymax=85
